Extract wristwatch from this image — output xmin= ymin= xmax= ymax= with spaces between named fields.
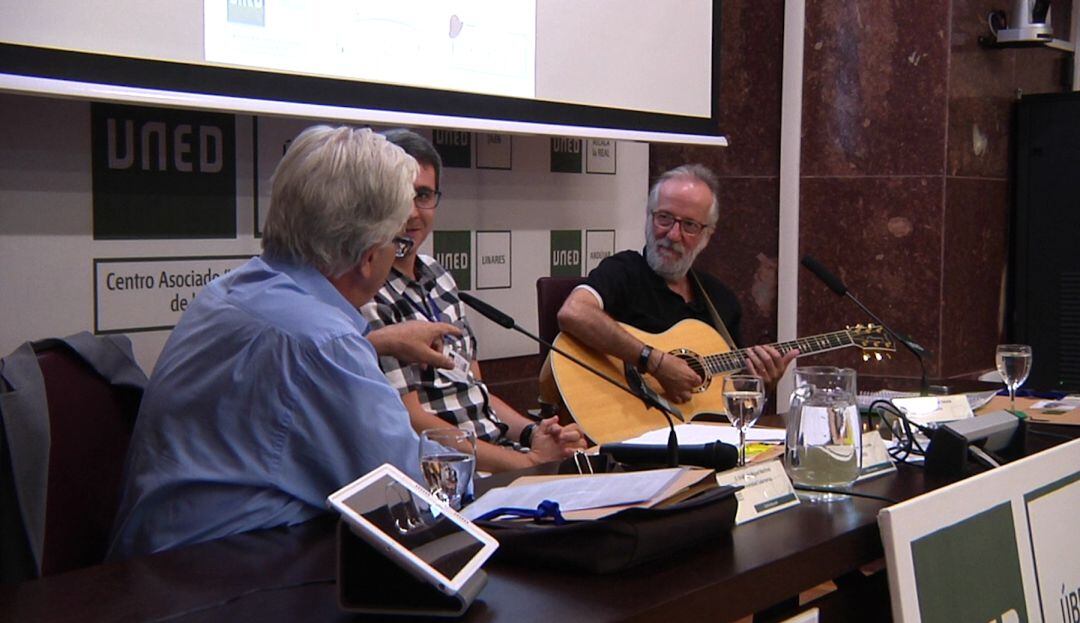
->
xmin=519 ymin=423 xmax=537 ymax=448
xmin=637 ymin=345 xmax=654 ymax=373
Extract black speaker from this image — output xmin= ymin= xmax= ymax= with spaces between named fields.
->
xmin=1014 ymin=93 xmax=1080 ymax=391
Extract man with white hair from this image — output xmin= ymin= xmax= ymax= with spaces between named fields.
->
xmin=109 ymin=126 xmax=456 ymax=559
xmin=558 ymin=164 xmax=796 ymax=404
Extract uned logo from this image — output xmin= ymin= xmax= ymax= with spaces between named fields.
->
xmin=228 ymin=0 xmax=265 ymax=26
xmin=106 ymin=120 xmax=224 ymax=173
xmin=91 ymin=103 xmax=236 ymax=239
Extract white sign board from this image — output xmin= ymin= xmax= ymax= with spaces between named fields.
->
xmin=94 ymin=256 xmax=252 ymax=333
xmin=475 ymin=231 xmax=511 ymax=289
xmin=585 ymin=229 xmax=616 ymax=274
xmin=878 ymin=438 xmax=1080 ymax=623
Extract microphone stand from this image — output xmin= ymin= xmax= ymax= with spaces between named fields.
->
xmin=508 ymin=322 xmax=685 ymax=467
xmin=624 ymin=364 xmax=681 ymax=467
xmin=800 ymin=257 xmax=932 ymax=395
xmin=456 ymin=292 xmax=685 ymax=465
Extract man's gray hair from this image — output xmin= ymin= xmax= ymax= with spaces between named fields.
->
xmin=646 ymin=164 xmax=721 ymax=225
xmin=262 ymin=125 xmax=417 ymax=277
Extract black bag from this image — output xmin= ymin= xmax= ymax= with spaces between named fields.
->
xmin=475 ymin=485 xmax=738 ymax=574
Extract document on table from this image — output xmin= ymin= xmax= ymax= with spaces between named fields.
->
xmin=461 ymin=468 xmax=685 ymax=521
xmin=619 ymin=423 xmax=786 ymax=446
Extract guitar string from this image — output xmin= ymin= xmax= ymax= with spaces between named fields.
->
xmin=700 ymin=330 xmax=859 ymax=375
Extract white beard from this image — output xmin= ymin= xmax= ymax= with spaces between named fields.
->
xmin=645 ymin=225 xmax=705 ymax=281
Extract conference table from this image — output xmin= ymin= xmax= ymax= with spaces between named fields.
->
xmin=1 ymin=403 xmax=1072 ymax=622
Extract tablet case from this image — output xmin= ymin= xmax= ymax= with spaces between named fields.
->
xmin=336 ymin=521 xmax=487 ymax=617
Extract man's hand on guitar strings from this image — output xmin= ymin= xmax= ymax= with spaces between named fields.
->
xmin=745 ymin=345 xmax=799 ymax=388
xmin=650 ymin=354 xmax=703 ymax=403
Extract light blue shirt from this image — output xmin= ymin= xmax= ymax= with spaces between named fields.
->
xmin=108 ymin=254 xmax=422 ymax=560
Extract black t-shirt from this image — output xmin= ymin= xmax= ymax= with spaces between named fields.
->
xmin=584 ymin=249 xmax=743 ymax=346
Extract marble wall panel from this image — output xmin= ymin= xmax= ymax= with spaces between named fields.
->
xmin=941 ymin=177 xmax=1009 ymax=377
xmin=947 ymin=0 xmax=1015 ymax=178
xmin=695 ymin=177 xmax=781 ymax=347
xmin=798 ymin=176 xmax=944 ymax=377
xmin=801 ymin=0 xmax=949 ymax=177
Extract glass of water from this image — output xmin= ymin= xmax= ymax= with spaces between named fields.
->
xmin=418 ymin=428 xmax=476 ymax=510
xmin=722 ymin=374 xmax=766 ymax=467
xmin=995 ymin=344 xmax=1033 ymax=414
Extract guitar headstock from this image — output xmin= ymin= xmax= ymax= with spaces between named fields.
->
xmin=846 ymin=324 xmax=895 ymax=361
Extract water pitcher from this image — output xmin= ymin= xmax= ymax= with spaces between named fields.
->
xmin=784 ymin=367 xmax=862 ymax=500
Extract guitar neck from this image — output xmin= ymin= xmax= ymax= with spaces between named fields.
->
xmin=703 ymin=330 xmax=856 ymax=376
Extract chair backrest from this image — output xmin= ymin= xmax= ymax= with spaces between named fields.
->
xmin=535 ymin=276 xmax=586 ymax=360
xmin=36 ymin=344 xmax=140 ymax=575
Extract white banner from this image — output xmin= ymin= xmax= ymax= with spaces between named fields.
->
xmin=94 ymin=256 xmax=251 ymax=333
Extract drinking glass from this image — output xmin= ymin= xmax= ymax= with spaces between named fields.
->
xmin=418 ymin=428 xmax=477 ymax=510
xmin=995 ymin=344 xmax=1033 ymax=414
xmin=722 ymin=374 xmax=766 ymax=467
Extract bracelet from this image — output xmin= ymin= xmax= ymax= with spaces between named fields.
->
xmin=652 ymin=351 xmax=666 ymax=373
xmin=637 ymin=345 xmax=654 ymax=373
xmin=519 ymin=423 xmax=537 ymax=448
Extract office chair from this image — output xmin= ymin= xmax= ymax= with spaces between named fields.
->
xmin=35 ymin=341 xmax=142 ymax=575
xmin=535 ymin=276 xmax=586 ymax=361
xmin=535 ymin=276 xmax=586 ymax=421
xmin=1 ymin=335 xmax=145 ymax=582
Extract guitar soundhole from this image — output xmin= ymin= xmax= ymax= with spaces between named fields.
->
xmin=673 ymin=350 xmax=710 ymax=393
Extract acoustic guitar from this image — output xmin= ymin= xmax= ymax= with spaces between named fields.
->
xmin=547 ymin=319 xmax=894 ymax=445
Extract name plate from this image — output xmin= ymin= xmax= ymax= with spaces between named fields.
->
xmin=716 ymin=460 xmax=800 ymax=525
xmin=856 ymin=430 xmax=897 ymax=482
xmin=892 ymin=394 xmax=974 ymax=425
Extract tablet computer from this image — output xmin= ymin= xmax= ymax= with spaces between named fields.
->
xmin=327 ymin=463 xmax=498 ymax=596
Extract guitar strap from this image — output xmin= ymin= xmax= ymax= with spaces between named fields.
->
xmin=690 ymin=270 xmax=737 ymax=351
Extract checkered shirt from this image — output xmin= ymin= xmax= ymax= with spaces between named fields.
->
xmin=360 ymin=255 xmax=509 ymax=444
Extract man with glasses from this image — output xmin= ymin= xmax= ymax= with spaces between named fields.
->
xmin=558 ymin=164 xmax=797 ymax=404
xmin=109 ymin=126 xmax=459 ymax=559
xmin=360 ymin=129 xmax=586 ymax=472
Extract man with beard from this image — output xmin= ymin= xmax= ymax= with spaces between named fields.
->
xmin=557 ymin=164 xmax=796 ymax=404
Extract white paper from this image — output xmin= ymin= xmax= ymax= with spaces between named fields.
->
xmin=858 ymin=389 xmax=998 ymax=412
xmin=462 ymin=468 xmax=684 ymax=521
xmin=1031 ymin=399 xmax=1078 ymax=411
xmin=619 ymin=423 xmax=786 ymax=446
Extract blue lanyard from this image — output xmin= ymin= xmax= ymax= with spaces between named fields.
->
xmin=474 ymin=500 xmax=566 ymax=525
xmin=404 ymin=286 xmax=444 ymax=323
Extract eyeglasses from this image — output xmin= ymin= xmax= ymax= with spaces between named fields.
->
xmin=651 ymin=211 xmax=709 ymax=237
xmin=392 ymin=236 xmax=415 ymax=258
xmin=414 ymin=187 xmax=442 ymax=210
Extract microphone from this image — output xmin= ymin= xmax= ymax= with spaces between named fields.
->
xmin=599 ymin=441 xmax=738 ymax=472
xmin=800 ymin=255 xmax=931 ymax=394
xmin=457 ymin=292 xmax=514 ymax=329
xmin=800 ymin=255 xmax=847 ymax=296
xmin=457 ymin=291 xmax=695 ymax=467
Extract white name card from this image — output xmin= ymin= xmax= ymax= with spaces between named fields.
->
xmin=716 ymin=459 xmax=800 ymax=525
xmin=856 ymin=430 xmax=897 ymax=482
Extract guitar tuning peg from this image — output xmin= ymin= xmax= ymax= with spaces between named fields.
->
xmin=874 ymin=352 xmax=882 ymax=361
xmin=862 ymin=353 xmax=869 ymax=362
